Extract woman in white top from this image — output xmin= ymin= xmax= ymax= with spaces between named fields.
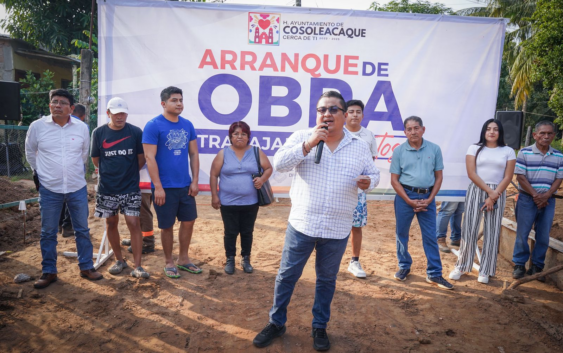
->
xmin=449 ymin=119 xmax=516 ymax=284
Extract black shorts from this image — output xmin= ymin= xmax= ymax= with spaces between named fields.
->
xmin=152 ymin=186 xmax=197 ymax=229
xmin=95 ymin=191 xmax=142 ymax=218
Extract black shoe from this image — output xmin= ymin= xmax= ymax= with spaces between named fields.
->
xmin=311 ymin=328 xmax=330 ymax=351
xmin=513 ymin=265 xmax=526 ymax=279
xmin=527 ymin=264 xmax=546 ymax=282
xmin=253 ymin=322 xmax=286 ymax=348
xmin=127 ymin=245 xmax=155 ymax=254
xmin=225 ymin=256 xmax=235 ymax=275
xmin=241 ymin=255 xmax=253 ymax=273
xmin=61 ymin=227 xmax=74 ymax=238
xmin=450 ymin=239 xmax=461 ymax=247
xmin=394 ymin=269 xmax=410 ymax=281
xmin=426 ymin=276 xmax=454 ymax=290
xmin=121 ymin=239 xmax=131 ymax=246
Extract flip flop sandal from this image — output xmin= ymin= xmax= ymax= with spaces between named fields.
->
xmin=177 ymin=263 xmax=202 ymax=274
xmin=163 ymin=266 xmax=180 ymax=278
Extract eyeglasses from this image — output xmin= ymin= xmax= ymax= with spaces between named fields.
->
xmin=316 ymin=106 xmax=344 ymax=114
xmin=50 ymin=100 xmax=71 ymax=106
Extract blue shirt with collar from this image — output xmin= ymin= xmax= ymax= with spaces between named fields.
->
xmin=390 ymin=138 xmax=444 ymax=188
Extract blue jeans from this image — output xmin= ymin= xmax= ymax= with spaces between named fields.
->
xmin=39 ymin=186 xmax=94 ymax=273
xmin=436 ymin=201 xmax=465 ymax=241
xmin=513 ymin=192 xmax=555 ymax=268
xmin=269 ymin=223 xmax=349 ymax=329
xmin=394 ymin=189 xmax=442 ymax=277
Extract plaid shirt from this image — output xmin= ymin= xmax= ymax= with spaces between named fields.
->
xmin=274 ymin=128 xmax=380 ymax=239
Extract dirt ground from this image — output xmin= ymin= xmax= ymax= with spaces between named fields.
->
xmin=1 ymin=180 xmax=563 ymax=352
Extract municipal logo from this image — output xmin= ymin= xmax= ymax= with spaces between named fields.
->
xmin=248 ymin=12 xmax=280 ymax=46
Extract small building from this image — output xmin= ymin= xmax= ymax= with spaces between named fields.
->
xmin=0 ymin=34 xmax=79 ymax=88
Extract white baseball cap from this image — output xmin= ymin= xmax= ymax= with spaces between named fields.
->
xmin=107 ymin=97 xmax=129 ymax=114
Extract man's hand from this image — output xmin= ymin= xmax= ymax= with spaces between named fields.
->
xmin=211 ymin=195 xmax=221 ymax=210
xmin=533 ymin=192 xmax=550 ymax=207
xmin=357 ymin=177 xmax=370 ymax=190
xmin=414 ymin=199 xmax=431 ymax=212
xmin=406 ymin=199 xmax=426 ymax=212
xmin=189 ymin=182 xmax=199 ymax=197
xmin=307 ymin=123 xmax=329 ymax=148
xmin=154 ymin=187 xmax=166 ymax=206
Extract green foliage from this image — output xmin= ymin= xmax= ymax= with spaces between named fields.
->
xmin=19 ymin=70 xmax=55 ymax=126
xmin=528 ymin=0 xmax=563 ymax=128
xmin=551 ymin=138 xmax=563 ymax=152
xmin=497 ymin=60 xmax=513 ymax=110
xmin=0 ymin=0 xmax=95 ymax=55
xmin=370 ymin=0 xmax=453 ymax=14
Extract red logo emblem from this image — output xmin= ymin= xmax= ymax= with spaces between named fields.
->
xmin=102 ymin=136 xmax=131 ymax=149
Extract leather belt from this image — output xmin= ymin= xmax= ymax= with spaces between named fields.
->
xmin=401 ymin=184 xmax=433 ymax=194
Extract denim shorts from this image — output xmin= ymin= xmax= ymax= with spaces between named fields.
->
xmin=152 ymin=186 xmax=197 ymax=229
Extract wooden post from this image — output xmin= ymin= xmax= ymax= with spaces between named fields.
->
xmin=79 ymin=49 xmax=93 ymax=126
xmin=525 ymin=126 xmax=531 ymax=147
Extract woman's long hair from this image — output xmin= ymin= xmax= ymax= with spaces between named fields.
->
xmin=474 ymin=119 xmax=506 ymax=159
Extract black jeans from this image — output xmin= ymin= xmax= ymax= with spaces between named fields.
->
xmin=58 ymin=202 xmax=73 ymax=230
xmin=220 ymin=203 xmax=259 ymax=257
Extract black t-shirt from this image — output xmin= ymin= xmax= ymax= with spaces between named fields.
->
xmin=90 ymin=123 xmax=144 ymax=195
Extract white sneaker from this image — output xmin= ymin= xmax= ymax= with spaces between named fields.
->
xmin=478 ymin=274 xmax=489 ymax=284
xmin=448 ymin=268 xmax=464 ymax=280
xmin=348 ymin=260 xmax=367 ymax=278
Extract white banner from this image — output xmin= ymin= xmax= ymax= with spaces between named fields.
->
xmin=98 ymin=0 xmax=505 ymax=200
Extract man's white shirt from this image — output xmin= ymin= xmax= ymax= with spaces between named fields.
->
xmin=25 ymin=115 xmax=89 ymax=194
xmin=274 ymin=128 xmax=380 ymax=239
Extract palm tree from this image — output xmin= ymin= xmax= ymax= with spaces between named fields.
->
xmin=457 ymin=0 xmax=536 ymax=110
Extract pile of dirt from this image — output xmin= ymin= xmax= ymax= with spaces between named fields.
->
xmin=0 ymin=177 xmax=37 ymax=205
xmin=1 ymin=195 xmax=562 ymax=353
xmin=0 ymin=178 xmax=40 ymax=252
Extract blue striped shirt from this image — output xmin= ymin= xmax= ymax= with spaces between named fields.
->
xmin=515 ymin=144 xmax=563 ymax=193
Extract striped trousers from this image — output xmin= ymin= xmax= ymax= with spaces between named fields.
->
xmin=455 ymin=182 xmax=506 ymax=277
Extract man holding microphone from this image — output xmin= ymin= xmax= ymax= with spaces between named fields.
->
xmin=253 ymin=91 xmax=380 ymax=351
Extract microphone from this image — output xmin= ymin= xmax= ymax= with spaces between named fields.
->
xmin=314 ymin=125 xmax=328 ymax=164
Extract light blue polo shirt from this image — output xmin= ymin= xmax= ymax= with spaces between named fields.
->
xmin=390 ymin=139 xmax=444 ymax=188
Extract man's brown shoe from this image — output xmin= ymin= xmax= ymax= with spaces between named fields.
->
xmin=80 ymin=269 xmax=104 ymax=281
xmin=437 ymin=237 xmax=451 ymax=253
xmin=34 ymin=273 xmax=57 ymax=289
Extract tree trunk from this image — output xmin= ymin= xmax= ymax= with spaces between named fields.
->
xmin=79 ymin=49 xmax=93 ymax=126
xmin=525 ymin=126 xmax=531 ymax=147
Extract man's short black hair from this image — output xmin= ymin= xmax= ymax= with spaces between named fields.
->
xmin=403 ymin=116 xmax=424 ymax=129
xmin=161 ymin=86 xmax=183 ymax=102
xmin=49 ymin=89 xmax=74 ymax=106
xmin=317 ymin=91 xmax=347 ymax=111
xmin=73 ymin=104 xmax=86 ymax=118
xmin=346 ymin=100 xmax=364 ymax=112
